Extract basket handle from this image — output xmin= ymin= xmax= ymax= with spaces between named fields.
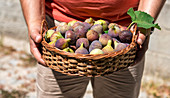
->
xmin=40 ymin=19 xmax=48 ymax=37
xmin=131 ymin=24 xmax=138 ymax=43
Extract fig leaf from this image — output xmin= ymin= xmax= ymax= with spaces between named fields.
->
xmin=127 ymin=8 xmax=161 ymax=30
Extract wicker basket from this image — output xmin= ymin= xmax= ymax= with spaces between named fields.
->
xmin=41 ymin=19 xmax=138 ymax=77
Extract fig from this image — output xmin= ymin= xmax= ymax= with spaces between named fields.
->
xmin=49 ymin=40 xmax=56 ymax=47
xmin=74 ymin=26 xmax=87 ymax=39
xmin=108 ymin=25 xmax=121 ymax=38
xmin=65 ymin=30 xmax=76 ymax=44
xmin=76 ymin=38 xmax=89 ymax=49
xmin=55 ymin=38 xmax=71 ymax=49
xmin=94 ymin=19 xmax=108 ymax=31
xmin=90 ymin=24 xmax=103 ymax=34
xmin=86 ymin=30 xmax=99 ymax=42
xmin=58 ymin=22 xmax=67 ymax=26
xmin=68 ymin=20 xmax=77 ymax=27
xmin=56 ymin=23 xmax=72 ymax=35
xmin=50 ymin=31 xmax=64 ymax=42
xmin=45 ymin=30 xmax=55 ymax=42
xmin=114 ymin=41 xmax=127 ymax=52
xmin=89 ymin=40 xmax=102 ymax=52
xmin=75 ymin=43 xmax=89 ymax=54
xmin=112 ymin=38 xmax=121 ymax=43
xmin=63 ymin=47 xmax=74 ymax=53
xmin=119 ymin=30 xmax=132 ymax=43
xmin=102 ymin=40 xmax=115 ymax=54
xmin=119 ymin=26 xmax=128 ymax=31
xmin=84 ymin=17 xmax=95 ymax=26
xmin=90 ymin=49 xmax=104 ymax=54
xmin=99 ymin=34 xmax=112 ymax=46
xmin=72 ymin=21 xmax=85 ymax=30
xmin=83 ymin=22 xmax=91 ymax=30
xmin=108 ymin=23 xmax=119 ymax=29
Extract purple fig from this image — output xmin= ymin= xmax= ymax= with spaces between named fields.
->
xmin=119 ymin=30 xmax=132 ymax=43
xmin=82 ymin=22 xmax=91 ymax=30
xmin=72 ymin=21 xmax=85 ymax=30
xmin=108 ymin=25 xmax=121 ymax=38
xmin=74 ymin=26 xmax=87 ymax=39
xmin=65 ymin=30 xmax=76 ymax=44
xmin=99 ymin=34 xmax=112 ymax=46
xmin=56 ymin=23 xmax=72 ymax=35
xmin=76 ymin=38 xmax=89 ymax=49
xmin=90 ymin=49 xmax=104 ymax=54
xmin=75 ymin=43 xmax=89 ymax=54
xmin=55 ymin=38 xmax=71 ymax=49
xmin=89 ymin=40 xmax=102 ymax=52
xmin=114 ymin=41 xmax=127 ymax=51
xmin=102 ymin=40 xmax=115 ymax=54
xmin=90 ymin=24 xmax=103 ymax=34
xmin=112 ymin=38 xmax=121 ymax=43
xmin=86 ymin=30 xmax=99 ymax=42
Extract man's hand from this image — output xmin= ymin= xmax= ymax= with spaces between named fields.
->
xmin=135 ymin=28 xmax=151 ymax=64
xmin=28 ymin=24 xmax=46 ymax=66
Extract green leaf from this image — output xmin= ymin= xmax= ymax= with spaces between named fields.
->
xmin=127 ymin=8 xmax=161 ymax=30
xmin=127 ymin=8 xmax=136 ymax=21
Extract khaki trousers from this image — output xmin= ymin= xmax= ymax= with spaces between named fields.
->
xmin=36 ymin=15 xmax=145 ymax=98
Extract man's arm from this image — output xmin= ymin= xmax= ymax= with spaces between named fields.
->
xmin=134 ymin=0 xmax=165 ymax=63
xmin=137 ymin=0 xmax=166 ymax=45
xmin=20 ymin=0 xmax=46 ymax=65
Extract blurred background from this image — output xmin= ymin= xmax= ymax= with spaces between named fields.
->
xmin=0 ymin=0 xmax=170 ymax=98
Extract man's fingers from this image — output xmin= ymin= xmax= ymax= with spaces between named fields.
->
xmin=137 ymin=32 xmax=146 ymax=48
xmin=30 ymin=45 xmax=46 ymax=65
xmin=29 ymin=29 xmax=42 ymax=43
xmin=29 ymin=37 xmax=46 ymax=66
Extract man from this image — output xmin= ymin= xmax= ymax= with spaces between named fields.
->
xmin=20 ymin=0 xmax=165 ymax=97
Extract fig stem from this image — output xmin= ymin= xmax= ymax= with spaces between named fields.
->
xmin=127 ymin=22 xmax=135 ymax=30
xmin=107 ymin=40 xmax=112 ymax=46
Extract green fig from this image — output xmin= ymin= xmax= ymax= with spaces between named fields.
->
xmin=63 ymin=47 xmax=74 ymax=53
xmin=90 ymin=49 xmax=104 ymax=54
xmin=102 ymin=40 xmax=115 ymax=54
xmin=55 ymin=38 xmax=71 ymax=49
xmin=68 ymin=20 xmax=77 ymax=27
xmin=49 ymin=40 xmax=56 ymax=47
xmin=45 ymin=30 xmax=55 ymax=42
xmin=75 ymin=43 xmax=89 ymax=54
xmin=94 ymin=19 xmax=108 ymax=31
xmin=84 ymin=17 xmax=95 ymax=26
xmin=50 ymin=31 xmax=64 ymax=42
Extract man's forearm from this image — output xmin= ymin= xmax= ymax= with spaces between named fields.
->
xmin=20 ymin=0 xmax=45 ymax=29
xmin=138 ymin=0 xmax=166 ymax=21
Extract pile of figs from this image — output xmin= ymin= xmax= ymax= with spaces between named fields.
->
xmin=45 ymin=18 xmax=133 ymax=55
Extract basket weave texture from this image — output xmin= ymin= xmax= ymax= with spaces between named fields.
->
xmin=41 ymin=20 xmax=138 ymax=77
